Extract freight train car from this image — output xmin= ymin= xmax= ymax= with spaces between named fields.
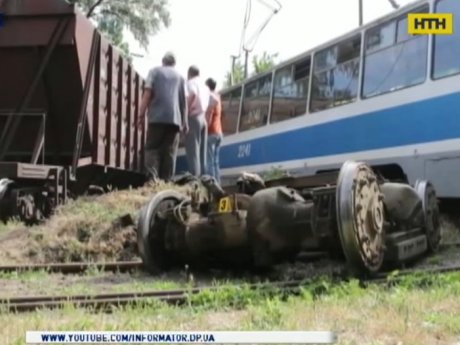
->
xmin=0 ymin=0 xmax=147 ymax=223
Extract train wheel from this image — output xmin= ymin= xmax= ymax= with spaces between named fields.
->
xmin=414 ymin=180 xmax=441 ymax=253
xmin=0 ymin=179 xmax=14 ymax=222
xmin=137 ymin=190 xmax=189 ymax=275
xmin=336 ymin=161 xmax=386 ymax=276
xmin=0 ymin=179 xmax=14 ymax=200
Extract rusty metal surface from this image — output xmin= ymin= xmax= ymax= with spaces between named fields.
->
xmin=223 ymin=171 xmax=339 ymax=194
xmin=1 ymin=0 xmax=75 ymax=16
xmin=0 ymin=16 xmax=72 ymax=161
xmin=2 ymin=280 xmax=306 ymax=313
xmin=266 ymin=171 xmax=339 ymax=189
xmin=0 ymin=162 xmax=63 ymax=179
xmin=0 ymin=0 xmax=146 ymax=187
xmin=336 ymin=161 xmax=385 ymax=274
xmin=0 ymin=0 xmax=75 ymax=47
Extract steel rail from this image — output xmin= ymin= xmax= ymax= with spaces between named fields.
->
xmin=2 ymin=242 xmax=458 ymax=275
xmin=0 ymin=261 xmax=143 ymax=274
xmin=3 ymin=264 xmax=460 ymax=313
xmin=369 ymin=264 xmax=460 ymax=285
xmin=2 ymin=280 xmax=302 ymax=313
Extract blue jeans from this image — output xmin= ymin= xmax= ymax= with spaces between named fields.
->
xmin=206 ymin=133 xmax=223 ymax=184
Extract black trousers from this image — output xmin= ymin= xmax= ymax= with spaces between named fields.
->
xmin=144 ymin=123 xmax=180 ymax=181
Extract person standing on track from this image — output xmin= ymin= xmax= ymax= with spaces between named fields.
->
xmin=138 ymin=52 xmax=188 ymax=182
xmin=205 ymin=78 xmax=223 ymax=184
xmin=185 ymin=65 xmax=210 ymax=177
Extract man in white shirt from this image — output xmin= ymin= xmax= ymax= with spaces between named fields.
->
xmin=185 ymin=65 xmax=210 ymax=176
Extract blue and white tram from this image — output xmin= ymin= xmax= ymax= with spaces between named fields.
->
xmin=176 ymin=0 xmax=460 ymax=198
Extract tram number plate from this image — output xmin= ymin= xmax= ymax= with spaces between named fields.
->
xmin=218 ymin=197 xmax=232 ymax=213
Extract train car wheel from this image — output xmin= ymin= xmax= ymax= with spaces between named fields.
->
xmin=414 ymin=180 xmax=441 ymax=253
xmin=137 ymin=190 xmax=189 ymax=274
xmin=336 ymin=161 xmax=386 ymax=276
xmin=0 ymin=179 xmax=15 ymax=222
xmin=0 ymin=179 xmax=14 ymax=200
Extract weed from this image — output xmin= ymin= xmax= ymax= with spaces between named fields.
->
xmin=1 ymin=272 xmax=460 ymax=344
xmin=262 ymin=166 xmax=289 ymax=181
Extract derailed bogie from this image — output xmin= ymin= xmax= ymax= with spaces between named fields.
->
xmin=247 ymin=187 xmax=316 ymax=268
xmin=336 ymin=161 xmax=388 ymax=276
xmin=379 ymin=182 xmax=429 ymax=268
xmin=336 ymin=161 xmax=440 ymax=275
xmin=136 ymin=160 xmax=441 ymax=277
xmin=137 ymin=186 xmax=255 ymax=273
xmin=247 ymin=185 xmax=342 ymax=269
xmin=137 ymin=190 xmax=190 ymax=274
xmin=0 ymin=178 xmax=61 ymax=225
xmin=414 ymin=180 xmax=441 ymax=253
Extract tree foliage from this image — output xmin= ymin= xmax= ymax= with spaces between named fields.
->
xmin=68 ymin=0 xmax=171 ymax=57
xmin=251 ymin=51 xmax=279 ymax=75
xmin=223 ymin=51 xmax=278 ymax=89
xmin=224 ymin=60 xmax=245 ymax=88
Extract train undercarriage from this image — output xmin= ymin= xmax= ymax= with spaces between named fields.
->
xmin=137 ymin=160 xmax=441 ymax=276
xmin=0 ymin=162 xmax=145 ymax=225
xmin=0 ymin=163 xmax=68 ymax=224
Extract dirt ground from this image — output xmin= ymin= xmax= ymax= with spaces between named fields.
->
xmin=1 ymin=241 xmax=459 ymax=299
xmin=0 ymin=181 xmax=200 ymax=264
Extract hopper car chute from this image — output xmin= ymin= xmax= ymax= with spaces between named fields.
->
xmin=0 ymin=0 xmax=147 ymax=223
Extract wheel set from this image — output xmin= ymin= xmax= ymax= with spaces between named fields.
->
xmin=137 ymin=161 xmax=441 ymax=277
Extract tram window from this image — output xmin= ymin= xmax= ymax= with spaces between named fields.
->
xmin=221 ymin=87 xmax=242 ymax=135
xmin=239 ymin=74 xmax=272 ymax=132
xmin=433 ymin=0 xmax=460 ymax=79
xmin=362 ymin=6 xmax=428 ymax=98
xmin=270 ymin=57 xmax=310 ymax=124
xmin=366 ymin=22 xmax=395 ymax=53
xmin=310 ymin=35 xmax=361 ymax=113
xmin=396 ymin=17 xmax=411 ymax=43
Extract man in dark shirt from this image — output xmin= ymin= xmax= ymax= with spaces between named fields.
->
xmin=138 ymin=52 xmax=188 ymax=182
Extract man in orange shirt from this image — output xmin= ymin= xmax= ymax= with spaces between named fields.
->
xmin=205 ymin=78 xmax=223 ymax=184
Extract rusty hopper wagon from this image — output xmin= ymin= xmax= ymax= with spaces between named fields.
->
xmin=0 ymin=0 xmax=147 ymax=223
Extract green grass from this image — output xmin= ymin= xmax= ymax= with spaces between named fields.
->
xmin=0 ymin=269 xmax=189 ymax=297
xmin=2 ymin=272 xmax=460 ymax=345
xmin=262 ymin=166 xmax=289 ymax=181
xmin=0 ymin=269 xmax=49 ymax=281
xmin=0 ymin=218 xmax=23 ymax=234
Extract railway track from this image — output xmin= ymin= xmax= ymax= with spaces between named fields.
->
xmin=1 ymin=280 xmax=303 ymax=313
xmin=0 ymin=261 xmax=143 ymax=274
xmin=370 ymin=264 xmax=460 ymax=284
xmin=2 ymin=242 xmax=458 ymax=275
xmin=2 ymin=263 xmax=460 ymax=313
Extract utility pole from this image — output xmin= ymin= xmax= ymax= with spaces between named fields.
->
xmin=230 ymin=55 xmax=239 ymax=85
xmin=243 ymin=50 xmax=249 ymax=79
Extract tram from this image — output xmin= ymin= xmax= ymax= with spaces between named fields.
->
xmin=176 ymin=0 xmax=460 ymax=198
